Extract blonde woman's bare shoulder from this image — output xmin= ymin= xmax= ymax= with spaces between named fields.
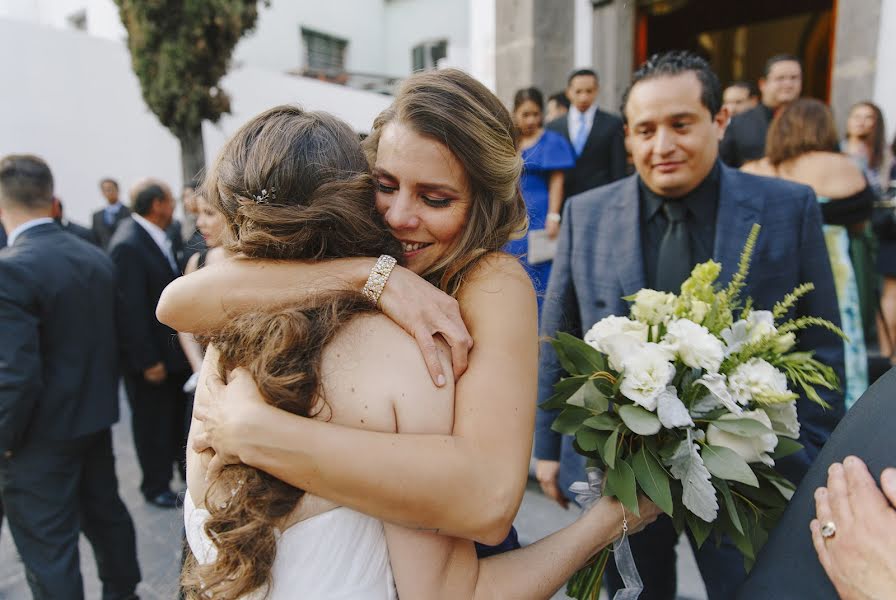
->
xmin=457 ymin=251 xmax=537 ymax=334
xmin=800 ymin=152 xmax=867 ymax=197
xmin=461 ymin=251 xmax=533 ymax=292
xmin=740 ymin=158 xmax=775 ymax=177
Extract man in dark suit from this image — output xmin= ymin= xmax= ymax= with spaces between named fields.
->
xmin=92 ymin=177 xmax=131 ymax=249
xmin=720 ymin=54 xmax=802 ymax=167
xmin=109 ymin=178 xmax=191 ymax=508
xmin=535 ymin=51 xmax=844 ymax=600
xmin=546 ymin=68 xmax=627 ymax=198
xmin=736 ymin=367 xmax=896 ymax=599
xmin=0 ymin=155 xmax=140 ymax=599
xmin=52 ymin=197 xmax=100 ymax=246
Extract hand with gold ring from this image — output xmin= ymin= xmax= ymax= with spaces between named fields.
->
xmin=811 ymin=457 xmax=896 ymax=600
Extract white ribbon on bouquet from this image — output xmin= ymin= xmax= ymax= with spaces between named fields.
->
xmin=569 ymin=467 xmax=644 ymax=600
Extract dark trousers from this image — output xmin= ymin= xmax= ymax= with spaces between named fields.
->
xmin=0 ymin=429 xmax=140 ymax=600
xmin=124 ymin=371 xmax=190 ymax=499
xmin=604 ymin=514 xmax=746 ymax=600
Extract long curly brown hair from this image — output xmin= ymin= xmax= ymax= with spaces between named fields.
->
xmin=181 ymin=105 xmax=399 ymax=599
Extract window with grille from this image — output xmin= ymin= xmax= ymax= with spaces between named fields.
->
xmin=301 ymin=27 xmax=348 ymax=75
xmin=412 ymin=39 xmax=448 ymax=72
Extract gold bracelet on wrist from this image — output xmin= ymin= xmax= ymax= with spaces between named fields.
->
xmin=361 ymin=255 xmax=397 ymax=306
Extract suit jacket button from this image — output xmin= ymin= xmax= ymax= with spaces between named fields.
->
xmin=595 ymin=300 xmax=606 ymax=308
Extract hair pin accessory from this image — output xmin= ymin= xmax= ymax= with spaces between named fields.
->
xmin=252 ymin=187 xmax=276 ymax=204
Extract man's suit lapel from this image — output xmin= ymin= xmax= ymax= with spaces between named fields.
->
xmin=605 ymin=176 xmax=646 ymax=297
xmin=713 ymin=165 xmax=762 ymax=286
xmin=580 ymin=108 xmax=603 ymax=157
xmin=132 ymin=219 xmax=176 ymax=276
xmin=557 ymin=114 xmax=572 ymax=143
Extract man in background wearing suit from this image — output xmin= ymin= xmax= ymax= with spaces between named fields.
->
xmin=53 ymin=197 xmax=99 ymax=246
xmin=720 ymin=55 xmax=802 ymax=167
xmin=92 ymin=177 xmax=131 ymax=249
xmin=0 ymin=155 xmax=140 ymax=599
xmin=109 ymin=178 xmax=191 ymax=509
xmin=535 ymin=51 xmax=844 ymax=599
xmin=546 ymin=68 xmax=627 ymax=198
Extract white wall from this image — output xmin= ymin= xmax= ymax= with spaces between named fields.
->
xmin=383 ymin=0 xmax=470 ymax=76
xmin=234 ymin=1 xmax=387 ymax=74
xmin=873 ymin=0 xmax=896 ymax=146
xmin=470 ymin=0 xmax=496 ymax=91
xmin=0 ymin=18 xmax=392 ymax=226
xmin=573 ymin=0 xmax=592 ymax=69
xmin=0 ymin=0 xmax=85 ymax=28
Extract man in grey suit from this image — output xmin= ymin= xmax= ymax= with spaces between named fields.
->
xmin=546 ymin=68 xmax=627 ymax=197
xmin=0 ymin=155 xmax=140 ymax=599
xmin=535 ymin=51 xmax=845 ymax=600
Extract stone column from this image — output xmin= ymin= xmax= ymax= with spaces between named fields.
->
xmin=591 ymin=0 xmax=636 ymax=117
xmin=830 ymin=0 xmax=883 ymax=132
xmin=494 ymin=0 xmax=575 ymax=108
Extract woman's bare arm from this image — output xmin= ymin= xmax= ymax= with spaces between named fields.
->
xmin=546 ymin=171 xmax=565 ymax=239
xmin=158 ymin=256 xmax=373 ymax=333
xmin=194 ymin=254 xmax=538 ymax=543
xmin=157 ymin=256 xmax=472 ymax=382
xmin=386 ymin=495 xmax=658 ymax=600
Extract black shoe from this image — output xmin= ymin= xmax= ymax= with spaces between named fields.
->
xmin=147 ymin=490 xmax=178 ymax=509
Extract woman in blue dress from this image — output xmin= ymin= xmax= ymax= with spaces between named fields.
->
xmin=507 ymin=87 xmax=576 ymax=314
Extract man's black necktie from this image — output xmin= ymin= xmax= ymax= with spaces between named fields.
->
xmin=655 ymin=200 xmax=692 ymax=293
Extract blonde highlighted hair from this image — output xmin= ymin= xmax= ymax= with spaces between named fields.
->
xmin=364 ymin=69 xmax=528 ymax=296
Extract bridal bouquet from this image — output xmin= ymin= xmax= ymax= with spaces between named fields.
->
xmin=543 ymin=225 xmax=842 ymax=599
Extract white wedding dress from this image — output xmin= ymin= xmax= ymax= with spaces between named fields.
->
xmin=184 ymin=491 xmax=398 ymax=599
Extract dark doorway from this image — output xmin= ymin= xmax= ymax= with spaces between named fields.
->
xmin=636 ymin=0 xmax=836 ymax=101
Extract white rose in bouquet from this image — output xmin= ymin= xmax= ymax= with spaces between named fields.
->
xmin=727 ymin=358 xmax=793 ymax=405
xmin=630 ymin=290 xmax=677 ymax=325
xmin=763 ymin=402 xmax=800 ymax=439
xmin=584 ymin=316 xmax=649 ymax=355
xmin=706 ymin=410 xmax=778 ymax=466
xmin=617 ymin=343 xmax=676 ymax=411
xmin=662 ymin=319 xmax=725 ymax=374
xmin=721 ymin=310 xmax=777 ymax=356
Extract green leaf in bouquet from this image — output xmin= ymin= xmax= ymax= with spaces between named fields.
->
xmin=685 ymin=510 xmax=713 ymax=548
xmin=603 ymin=427 xmax=620 ymax=469
xmin=551 ymin=406 xmax=590 ymax=436
xmin=583 ymin=413 xmax=620 ymax=431
xmin=770 ymin=436 xmax=803 ymax=459
xmin=632 ymin=447 xmax=674 ymax=515
xmin=605 ymin=457 xmax=640 ymax=515
xmin=552 ymin=332 xmax=608 ymax=375
xmin=707 ymin=417 xmax=774 ymax=437
xmin=762 ymin=470 xmax=796 ymax=501
xmin=567 ymin=380 xmax=609 ymax=413
xmin=540 ymin=375 xmax=590 ymax=410
xmin=702 ymin=445 xmax=760 ymax=487
xmin=576 ymin=428 xmax=604 ymax=452
xmin=715 ymin=479 xmax=744 ymax=536
xmin=618 ymin=404 xmax=662 ymax=435
xmin=721 ymin=502 xmax=757 ymax=565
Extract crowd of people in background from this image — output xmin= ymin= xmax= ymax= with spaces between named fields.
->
xmin=2 ymin=46 xmax=896 ymax=599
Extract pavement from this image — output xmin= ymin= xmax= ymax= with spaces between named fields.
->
xmin=0 ymin=394 xmax=706 ymax=600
